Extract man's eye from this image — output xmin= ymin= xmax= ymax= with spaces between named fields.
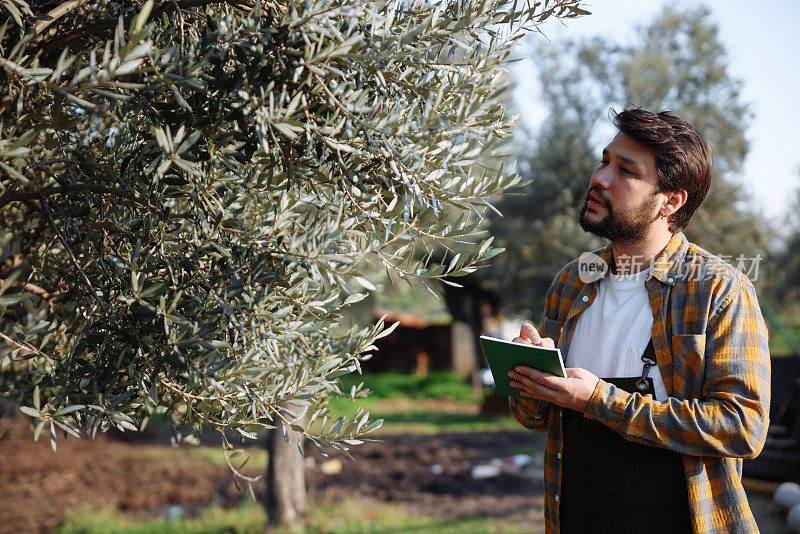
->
xmin=622 ymin=168 xmax=635 ymax=175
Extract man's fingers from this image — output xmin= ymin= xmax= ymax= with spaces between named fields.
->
xmin=539 ymin=337 xmax=556 ymax=349
xmin=508 ymin=369 xmax=541 ymax=391
xmin=509 ymin=376 xmax=548 ymax=397
xmin=512 ymin=366 xmax=598 ymax=411
xmin=512 ymin=365 xmax=547 ymax=382
xmin=512 ymin=366 xmax=567 ymax=391
xmin=509 ymin=373 xmax=562 ymax=403
xmin=520 ymin=322 xmax=541 ymax=345
xmin=515 ymin=331 xmax=556 ymax=349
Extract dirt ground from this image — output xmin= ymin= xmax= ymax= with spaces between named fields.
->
xmin=0 ymin=411 xmax=546 ymax=533
xmin=0 ymin=412 xmax=232 ymax=533
xmin=2 ymin=409 xmax=786 ymax=533
xmin=307 ymin=429 xmax=545 ymax=520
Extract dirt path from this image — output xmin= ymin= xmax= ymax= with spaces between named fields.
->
xmin=308 ymin=430 xmax=545 ymax=520
xmin=0 ymin=412 xmax=546 ymax=533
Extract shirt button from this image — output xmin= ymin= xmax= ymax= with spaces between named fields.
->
xmin=555 ymin=495 xmax=560 ymax=502
xmin=557 ymin=452 xmax=562 ymax=459
xmin=581 ymin=296 xmax=588 ymax=302
xmin=667 ymin=277 xmax=674 ymax=283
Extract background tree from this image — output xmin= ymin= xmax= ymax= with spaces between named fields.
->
xmin=616 ymin=7 xmax=771 ymax=261
xmin=0 ymin=0 xmax=588 ymax=526
xmin=480 ymin=6 xmax=774 ymax=318
xmin=766 ymin=175 xmax=800 ymax=310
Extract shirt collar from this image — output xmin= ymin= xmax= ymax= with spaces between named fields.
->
xmin=595 ymin=232 xmax=687 ymax=286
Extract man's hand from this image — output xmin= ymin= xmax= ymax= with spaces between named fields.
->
xmin=508 ymin=366 xmax=600 ymax=412
xmin=512 ymin=322 xmax=555 ymax=348
xmin=508 ymin=322 xmax=599 ymax=412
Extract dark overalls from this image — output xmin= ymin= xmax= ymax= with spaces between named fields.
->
xmin=559 ymin=339 xmax=692 ymax=533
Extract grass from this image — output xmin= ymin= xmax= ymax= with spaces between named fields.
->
xmin=324 ymin=371 xmax=519 ymax=435
xmin=302 ymin=494 xmax=543 ymax=534
xmin=56 ymin=494 xmax=544 ymax=534
xmin=189 ymin=446 xmax=269 ymax=470
xmin=371 ymin=408 xmax=520 ymax=435
xmin=56 ymin=501 xmax=266 ymax=534
xmin=338 ymin=370 xmax=481 ymax=403
xmin=54 ymin=478 xmax=783 ymax=534
xmin=764 ymin=306 xmax=800 ymax=356
xmin=768 ymin=321 xmax=800 ymax=356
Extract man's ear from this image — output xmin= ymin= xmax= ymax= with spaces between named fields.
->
xmin=664 ymin=189 xmax=688 ymax=216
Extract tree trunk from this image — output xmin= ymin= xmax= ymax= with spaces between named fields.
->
xmin=441 ymin=274 xmax=496 ymax=374
xmin=264 ymin=419 xmax=307 ymax=530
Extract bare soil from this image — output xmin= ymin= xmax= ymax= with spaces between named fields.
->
xmin=0 ymin=411 xmax=545 ymax=533
xmin=307 ymin=429 xmax=545 ymax=520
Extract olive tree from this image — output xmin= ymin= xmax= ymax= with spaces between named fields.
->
xmin=0 ymin=0 xmax=587 ymax=523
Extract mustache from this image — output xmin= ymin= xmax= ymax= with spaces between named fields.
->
xmin=587 ymin=187 xmax=611 ymax=208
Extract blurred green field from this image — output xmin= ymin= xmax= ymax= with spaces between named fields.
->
xmin=324 ymin=370 xmax=520 ymax=434
xmin=57 ymin=494 xmax=543 ymax=534
xmin=55 ymin=486 xmax=784 ymax=534
xmin=338 ymin=370 xmax=479 ymax=403
xmin=767 ymin=316 xmax=800 ymax=356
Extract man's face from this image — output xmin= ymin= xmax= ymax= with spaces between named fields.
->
xmin=579 ymin=133 xmax=663 ymax=243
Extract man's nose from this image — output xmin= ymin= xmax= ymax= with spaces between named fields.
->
xmin=590 ymin=166 xmax=612 ymax=190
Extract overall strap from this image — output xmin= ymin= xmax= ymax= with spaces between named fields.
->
xmin=635 ymin=338 xmax=657 ymax=393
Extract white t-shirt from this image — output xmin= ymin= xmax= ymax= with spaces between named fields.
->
xmin=567 ymin=267 xmax=668 ymax=401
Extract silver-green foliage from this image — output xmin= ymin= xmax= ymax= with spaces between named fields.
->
xmin=0 ymin=0 xmax=585 ymax=452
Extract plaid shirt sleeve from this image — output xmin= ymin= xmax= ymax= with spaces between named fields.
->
xmin=508 ymin=269 xmax=567 ymax=432
xmin=509 ymin=395 xmax=551 ymax=432
xmin=583 ymin=274 xmax=771 ymax=459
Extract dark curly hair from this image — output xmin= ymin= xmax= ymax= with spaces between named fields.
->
xmin=612 ymin=108 xmax=713 ymax=232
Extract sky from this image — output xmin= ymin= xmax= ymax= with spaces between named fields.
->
xmin=511 ymin=0 xmax=800 ymax=223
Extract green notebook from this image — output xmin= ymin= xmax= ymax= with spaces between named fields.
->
xmin=479 ymin=335 xmax=566 ymax=398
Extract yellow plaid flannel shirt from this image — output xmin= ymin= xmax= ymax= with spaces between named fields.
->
xmin=510 ymin=232 xmax=771 ymax=533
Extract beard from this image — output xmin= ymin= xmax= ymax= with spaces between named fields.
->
xmin=579 ymin=187 xmax=660 ymax=243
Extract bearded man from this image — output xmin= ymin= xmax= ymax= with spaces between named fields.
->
xmin=508 ymin=108 xmax=770 ymax=534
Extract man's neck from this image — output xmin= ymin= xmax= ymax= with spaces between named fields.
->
xmin=610 ymin=229 xmax=674 ymax=275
